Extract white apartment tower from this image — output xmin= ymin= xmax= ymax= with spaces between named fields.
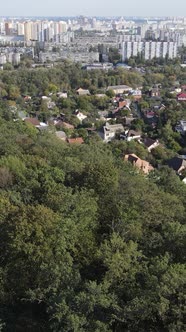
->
xmin=122 ymin=41 xmax=178 ymax=61
xmin=144 ymin=42 xmax=150 ymax=60
xmin=17 ymin=23 xmax=24 ymax=36
xmin=58 ymin=21 xmax=67 ymax=33
xmin=24 ymin=21 xmax=32 ymax=41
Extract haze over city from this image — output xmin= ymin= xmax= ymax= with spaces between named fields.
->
xmin=1 ymin=0 xmax=186 ymax=17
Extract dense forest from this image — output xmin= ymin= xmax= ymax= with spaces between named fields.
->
xmin=0 ymin=62 xmax=185 ymax=331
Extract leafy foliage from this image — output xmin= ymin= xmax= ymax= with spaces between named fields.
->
xmin=0 ymin=63 xmax=185 ymax=332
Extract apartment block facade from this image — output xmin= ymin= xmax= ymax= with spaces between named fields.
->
xmin=122 ymin=41 xmax=178 ymax=61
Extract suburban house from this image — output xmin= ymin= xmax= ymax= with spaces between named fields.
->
xmin=144 ymin=111 xmax=156 ymax=119
xmin=143 ymin=110 xmax=159 ymax=128
xmin=177 ymin=93 xmax=186 ymax=101
xmin=59 ymin=122 xmax=74 ymax=130
xmin=24 ymin=118 xmax=40 ymax=126
xmin=140 ymin=137 xmax=160 ymax=152
xmin=150 ymin=87 xmax=161 ymax=97
xmin=113 ymin=97 xmax=131 ymax=110
xmin=176 ymin=120 xmax=186 ymax=135
xmin=129 ymin=89 xmax=142 ymax=101
xmin=57 ymin=92 xmax=68 ymax=99
xmin=24 ymin=118 xmax=49 ymax=130
xmin=124 ymin=153 xmax=154 ymax=174
xmin=167 ymin=156 xmax=186 ymax=174
xmin=67 ymin=137 xmax=84 ymax=144
xmin=125 ymin=129 xmax=141 ymax=142
xmin=75 ymin=110 xmax=87 ymax=123
xmin=107 ymin=85 xmax=132 ymax=94
xmin=101 ymin=122 xmax=124 ymax=142
xmin=76 ymin=88 xmax=90 ymax=96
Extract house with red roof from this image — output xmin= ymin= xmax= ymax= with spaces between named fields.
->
xmin=177 ymin=93 xmax=186 ymax=101
xmin=124 ymin=154 xmax=154 ymax=174
xmin=67 ymin=137 xmax=84 ymax=144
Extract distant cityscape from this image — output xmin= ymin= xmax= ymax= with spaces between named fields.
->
xmin=0 ymin=16 xmax=186 ymax=67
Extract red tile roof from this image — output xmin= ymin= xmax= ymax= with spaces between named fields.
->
xmin=67 ymin=137 xmax=84 ymax=144
xmin=177 ymin=93 xmax=186 ymax=99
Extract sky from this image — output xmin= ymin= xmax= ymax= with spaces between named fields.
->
xmin=1 ymin=0 xmax=186 ymax=17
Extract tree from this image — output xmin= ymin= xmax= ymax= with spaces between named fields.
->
xmin=106 ymin=89 xmax=115 ymax=98
xmin=39 ymin=99 xmax=48 ymax=113
xmin=3 ymin=62 xmax=14 ymax=70
xmin=161 ymin=121 xmax=181 ymax=152
xmin=108 ymin=48 xmax=122 ymax=64
xmin=8 ymin=85 xmax=20 ymax=100
xmin=0 ymin=88 xmax=8 ymax=98
xmin=45 ymin=83 xmax=58 ymax=95
xmin=0 ymin=59 xmax=185 ymax=332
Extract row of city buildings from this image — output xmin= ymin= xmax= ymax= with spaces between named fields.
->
xmin=1 ymin=16 xmax=186 ymax=64
xmin=1 ymin=16 xmax=186 ymax=44
xmin=0 ymin=52 xmax=20 ymax=66
xmin=0 ymin=45 xmax=34 ymax=66
xmin=0 ymin=20 xmax=68 ymax=42
xmin=122 ymin=41 xmax=178 ymax=60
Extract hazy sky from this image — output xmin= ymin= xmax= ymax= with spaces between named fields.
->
xmin=1 ymin=0 xmax=186 ymax=17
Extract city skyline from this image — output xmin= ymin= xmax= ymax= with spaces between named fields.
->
xmin=1 ymin=0 xmax=186 ymax=17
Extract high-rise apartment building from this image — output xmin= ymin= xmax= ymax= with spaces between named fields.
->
xmin=156 ymin=42 xmax=162 ymax=57
xmin=0 ymin=54 xmax=6 ymax=65
xmin=17 ymin=23 xmax=24 ymax=36
xmin=24 ymin=22 xmax=32 ymax=41
xmin=5 ymin=22 xmax=11 ymax=35
xmin=31 ymin=22 xmax=38 ymax=40
xmin=12 ymin=53 xmax=21 ymax=66
xmin=144 ymin=42 xmax=150 ymax=60
xmin=58 ymin=21 xmax=67 ymax=33
xmin=122 ymin=41 xmax=178 ymax=61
